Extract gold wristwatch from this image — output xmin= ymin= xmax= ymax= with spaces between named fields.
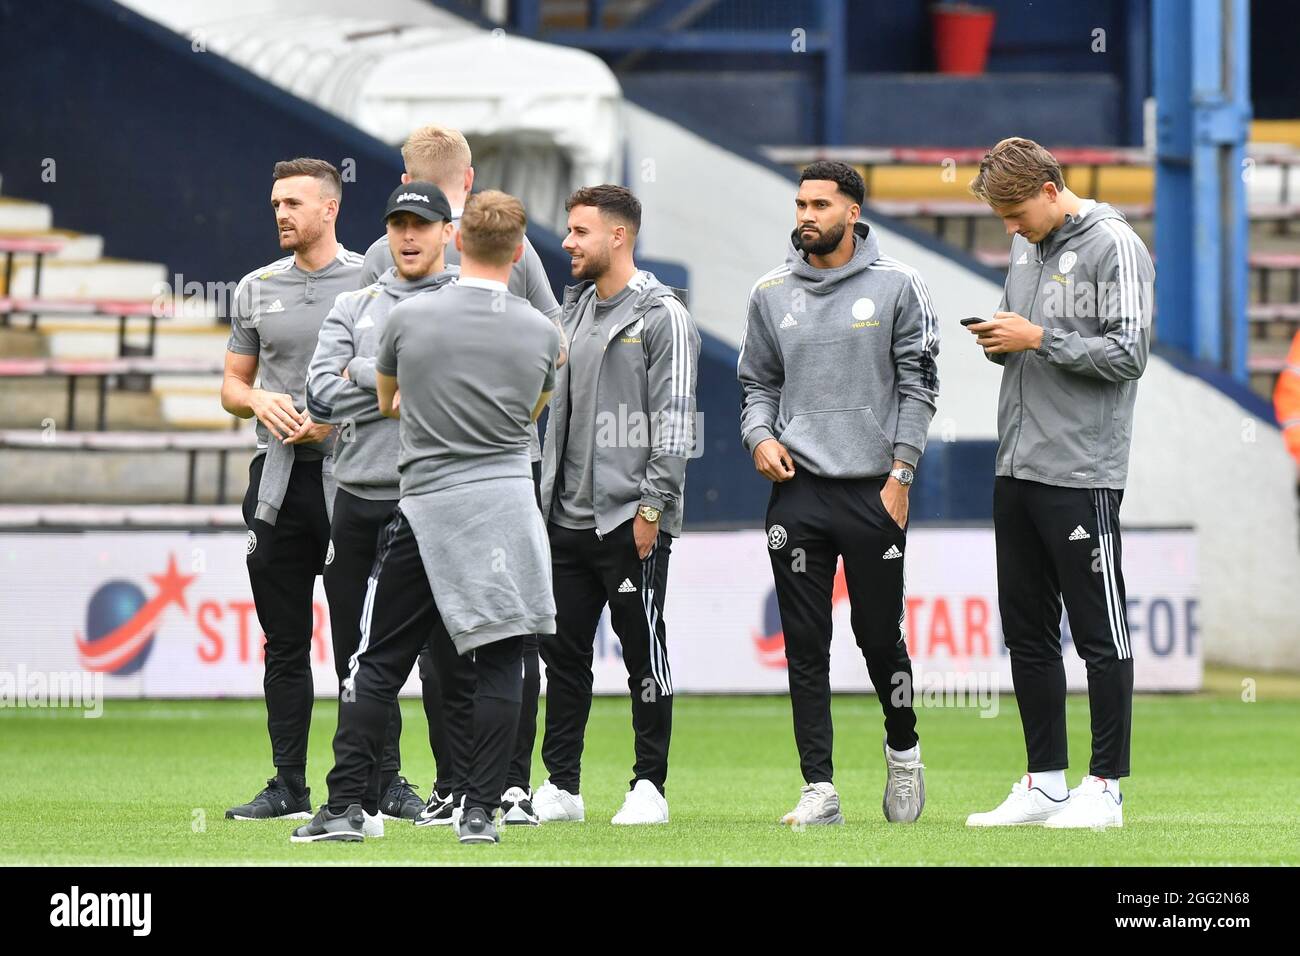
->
xmin=637 ymin=505 xmax=662 ymax=523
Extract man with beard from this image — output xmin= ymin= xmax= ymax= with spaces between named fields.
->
xmin=533 ymin=185 xmax=700 ymax=826
xmin=221 ymin=158 xmax=363 ymax=819
xmin=738 ymin=160 xmax=938 ymax=827
xmin=305 ymin=183 xmax=460 ymax=831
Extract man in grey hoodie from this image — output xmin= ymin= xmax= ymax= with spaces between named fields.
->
xmin=963 ymin=138 xmax=1152 ymax=831
xmin=739 ymin=160 xmax=938 ymax=827
xmin=305 ymin=182 xmax=460 ymax=828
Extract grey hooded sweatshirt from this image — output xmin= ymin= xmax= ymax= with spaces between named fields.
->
xmin=540 ymin=270 xmax=700 ymax=538
xmin=738 ymin=220 xmax=940 ymax=477
xmin=305 ymin=266 xmax=459 ymax=501
xmin=988 ymin=200 xmax=1153 ymax=489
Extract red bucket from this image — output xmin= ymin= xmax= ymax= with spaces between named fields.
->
xmin=931 ymin=3 xmax=997 ymax=75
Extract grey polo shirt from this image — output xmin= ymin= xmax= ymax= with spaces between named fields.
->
xmin=227 ymin=246 xmax=364 ymax=457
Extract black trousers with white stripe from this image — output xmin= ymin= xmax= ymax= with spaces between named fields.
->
xmin=323 ymin=489 xmax=453 ymax=804
xmin=765 ymin=470 xmax=919 ymax=785
xmin=541 ymin=518 xmax=673 ymax=795
xmin=994 ymin=476 xmax=1134 ymax=779
xmin=324 ymin=509 xmax=522 ymax=815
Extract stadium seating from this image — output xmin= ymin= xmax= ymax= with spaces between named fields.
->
xmin=0 ymin=169 xmax=252 ymax=512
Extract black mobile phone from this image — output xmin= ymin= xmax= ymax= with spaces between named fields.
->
xmin=960 ymin=316 xmax=984 ymax=327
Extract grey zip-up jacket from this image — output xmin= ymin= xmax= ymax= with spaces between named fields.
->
xmin=305 ymin=266 xmax=459 ymax=500
xmin=738 ymin=220 xmax=940 ymax=476
xmin=540 ymin=270 xmax=700 ymax=537
xmin=988 ymin=201 xmax=1153 ymax=488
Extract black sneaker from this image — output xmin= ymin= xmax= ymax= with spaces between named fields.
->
xmin=413 ymin=789 xmax=457 ymax=828
xmin=379 ymin=775 xmax=424 ymax=820
xmin=500 ymin=786 xmax=540 ymax=826
xmin=225 ymin=777 xmax=312 ymax=820
xmin=457 ymin=806 xmax=499 ymax=844
xmin=290 ymin=804 xmax=365 ymax=843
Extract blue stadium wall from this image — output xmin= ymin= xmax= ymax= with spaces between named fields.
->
xmin=0 ymin=0 xmax=995 ymax=528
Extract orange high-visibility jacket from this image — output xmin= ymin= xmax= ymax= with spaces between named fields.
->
xmin=1274 ymin=330 xmax=1300 ymax=465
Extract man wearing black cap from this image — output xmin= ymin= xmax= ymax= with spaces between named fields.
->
xmin=304 ymin=182 xmax=460 ymax=831
xmin=360 ymin=125 xmax=568 ymax=828
xmin=293 ymin=190 xmax=561 ymax=844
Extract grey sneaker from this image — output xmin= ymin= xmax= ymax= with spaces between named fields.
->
xmin=457 ymin=806 xmax=500 ymax=844
xmin=225 ymin=776 xmax=312 ymax=820
xmin=379 ymin=776 xmax=424 ymax=820
xmin=882 ymin=739 xmax=925 ymax=823
xmin=290 ymin=804 xmax=366 ymax=843
xmin=781 ymin=782 xmax=844 ymax=826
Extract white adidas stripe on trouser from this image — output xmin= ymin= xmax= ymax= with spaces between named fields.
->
xmin=639 ymin=543 xmax=673 ymax=696
xmin=344 ymin=512 xmax=404 ymax=695
xmin=1091 ymin=489 xmax=1132 ymax=660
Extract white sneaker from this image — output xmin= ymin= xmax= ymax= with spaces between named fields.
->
xmin=362 ymin=810 xmax=384 ymax=838
xmin=781 ymin=782 xmax=844 ymax=826
xmin=966 ymin=775 xmax=1071 ymax=827
xmin=611 ymin=779 xmax=669 ymax=825
xmin=532 ymin=779 xmax=585 ymax=823
xmin=882 ymin=739 xmax=926 ymax=823
xmin=1044 ymin=776 xmax=1123 ymax=829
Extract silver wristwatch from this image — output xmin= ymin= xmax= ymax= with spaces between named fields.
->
xmin=889 ymin=466 xmax=915 ymax=486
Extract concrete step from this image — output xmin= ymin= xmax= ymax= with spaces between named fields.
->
xmin=6 ymin=257 xmax=168 ymax=299
xmin=0 ymin=445 xmax=253 ymax=504
xmin=0 ymin=229 xmax=105 ymax=264
xmin=158 ymin=389 xmax=235 ymax=428
xmin=0 ymin=375 xmax=167 ymax=431
xmin=40 ymin=324 xmax=229 ymax=361
xmin=0 ymin=326 xmax=46 ymax=357
xmin=0 ymin=197 xmax=52 ymax=231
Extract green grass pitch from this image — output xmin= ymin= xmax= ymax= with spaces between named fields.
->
xmin=3 ymin=672 xmax=1298 ymax=865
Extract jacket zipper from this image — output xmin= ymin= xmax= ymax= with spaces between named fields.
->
xmin=557 ymin=293 xmax=644 ymax=541
xmin=1009 ymin=248 xmax=1049 ymax=477
xmin=590 ymin=303 xmax=646 ymax=540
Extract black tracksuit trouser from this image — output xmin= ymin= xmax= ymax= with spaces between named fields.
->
xmin=242 ymin=454 xmax=330 ymax=778
xmin=324 ymin=488 xmax=455 ymax=804
xmin=994 ymin=476 xmax=1133 ymax=779
xmin=765 ymin=470 xmax=919 ymax=785
xmin=325 ymin=509 xmax=523 ymax=815
xmin=541 ymin=517 xmax=674 ymax=795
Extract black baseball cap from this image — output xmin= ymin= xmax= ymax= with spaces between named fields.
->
xmin=383 ymin=181 xmax=453 ymax=224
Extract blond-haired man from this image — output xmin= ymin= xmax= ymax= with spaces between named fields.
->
xmin=963 ymin=138 xmax=1154 ymax=830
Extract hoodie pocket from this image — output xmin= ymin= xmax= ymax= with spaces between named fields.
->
xmin=779 ymin=406 xmax=894 ymax=477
